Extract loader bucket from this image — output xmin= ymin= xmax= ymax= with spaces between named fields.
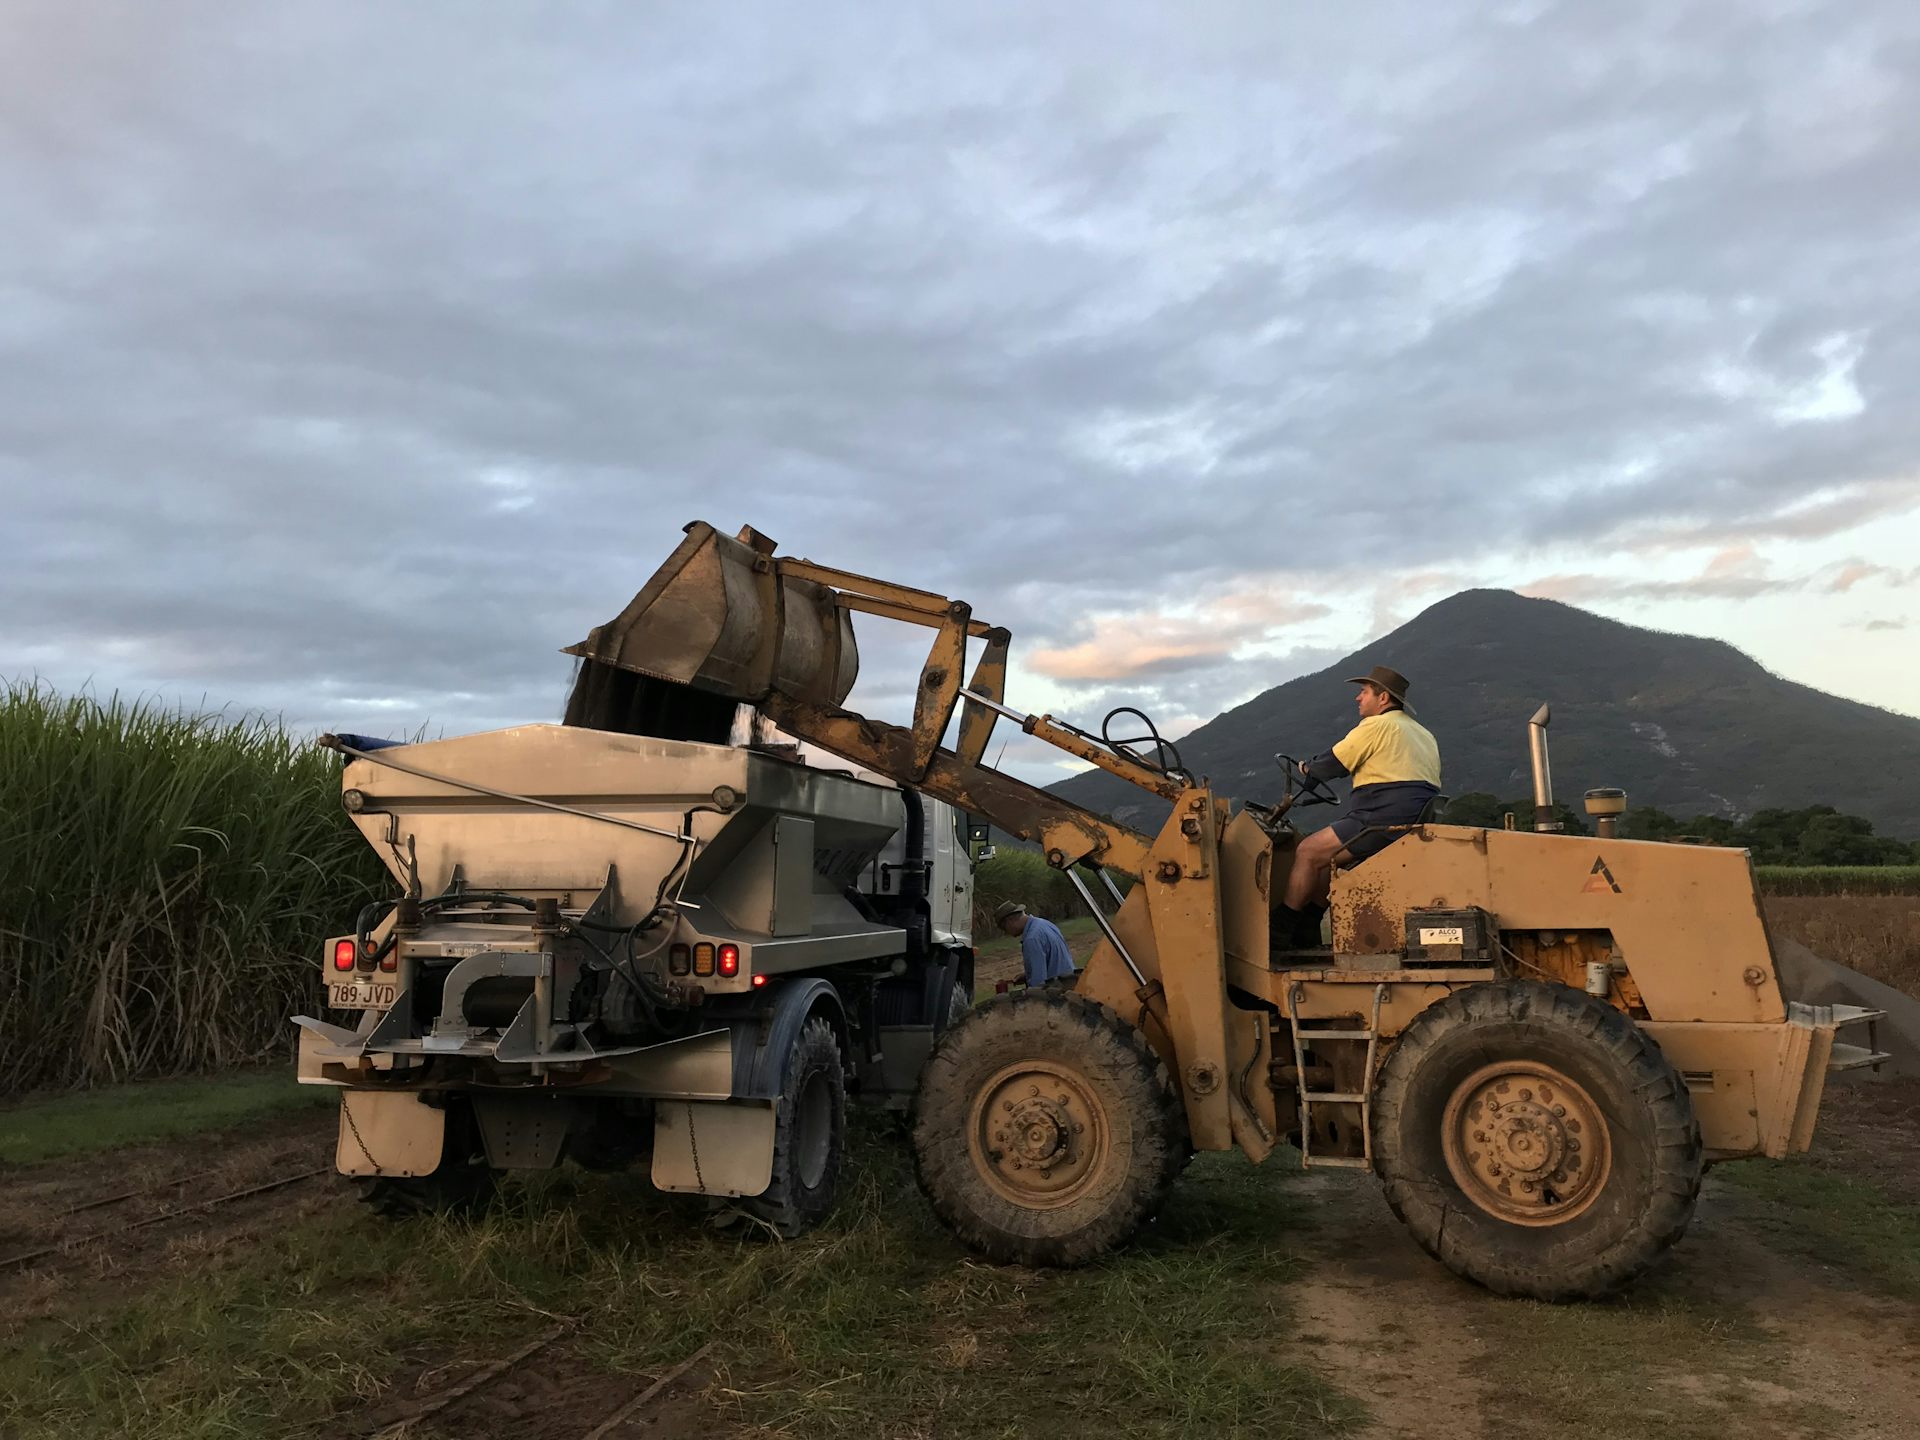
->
xmin=564 ymin=521 xmax=859 ymax=710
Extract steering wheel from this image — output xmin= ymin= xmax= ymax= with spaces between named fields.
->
xmin=1248 ymin=753 xmax=1340 ymax=829
xmin=1275 ymin=753 xmax=1340 ymax=809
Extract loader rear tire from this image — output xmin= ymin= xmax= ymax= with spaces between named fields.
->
xmin=1371 ymin=981 xmax=1702 ymax=1301
xmin=912 ymin=989 xmax=1187 ymax=1267
xmin=743 ymin=1016 xmax=846 ymax=1238
xmin=357 ymin=1100 xmax=496 ymax=1220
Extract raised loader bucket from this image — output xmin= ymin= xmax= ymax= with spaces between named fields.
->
xmin=564 ymin=522 xmax=859 ymax=722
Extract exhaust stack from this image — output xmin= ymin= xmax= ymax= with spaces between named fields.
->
xmin=1528 ymin=704 xmax=1562 ymax=833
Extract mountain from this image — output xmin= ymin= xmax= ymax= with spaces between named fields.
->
xmin=1045 ymin=589 xmax=1920 ymax=840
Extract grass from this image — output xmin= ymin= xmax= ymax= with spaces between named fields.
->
xmin=0 ymin=1124 xmax=1364 ymax=1440
xmin=0 ymin=682 xmax=389 ymax=1092
xmin=1718 ymin=1158 xmax=1920 ymax=1302
xmin=0 ymin=1071 xmax=333 ymax=1165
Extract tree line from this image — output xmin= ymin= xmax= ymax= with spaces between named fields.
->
xmin=1439 ymin=795 xmax=1920 ymax=865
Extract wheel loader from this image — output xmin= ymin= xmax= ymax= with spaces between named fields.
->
xmin=302 ymin=519 xmax=1886 ymax=1301
xmin=558 ymin=521 xmax=1894 ymax=1300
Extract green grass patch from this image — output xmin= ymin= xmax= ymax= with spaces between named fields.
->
xmin=1756 ymin=865 xmax=1920 ymax=896
xmin=1717 ymin=1158 xmax=1920 ymax=1300
xmin=0 ymin=1071 xmax=331 ymax=1165
xmin=0 ymin=1126 xmax=1363 ymax=1440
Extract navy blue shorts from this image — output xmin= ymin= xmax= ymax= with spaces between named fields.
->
xmin=1329 ymin=782 xmax=1440 ymax=862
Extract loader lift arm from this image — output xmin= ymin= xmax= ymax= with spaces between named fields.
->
xmin=566 ymin=521 xmax=1188 ymax=876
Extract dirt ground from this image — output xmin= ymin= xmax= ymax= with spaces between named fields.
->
xmin=6 ymin=1064 xmax=1917 ymax=1439
xmin=0 ymin=1107 xmax=333 ymax=1329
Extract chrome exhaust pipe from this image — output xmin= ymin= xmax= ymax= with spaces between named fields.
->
xmin=1529 ymin=704 xmax=1562 ymax=833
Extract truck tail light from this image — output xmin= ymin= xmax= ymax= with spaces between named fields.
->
xmin=751 ymin=973 xmax=768 ymax=988
xmin=332 ymin=939 xmax=356 ymax=971
xmin=693 ymin=943 xmax=715 ymax=977
xmin=669 ymin=943 xmax=691 ymax=976
xmin=717 ymin=944 xmax=739 ymax=978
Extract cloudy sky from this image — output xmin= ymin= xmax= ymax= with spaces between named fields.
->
xmin=5 ymin=1 xmax=1918 ymax=784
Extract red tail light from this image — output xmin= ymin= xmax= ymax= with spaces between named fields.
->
xmin=718 ymin=944 xmax=739 ymax=978
xmin=332 ymin=939 xmax=356 ymax=971
xmin=751 ymin=973 xmax=768 ymax=988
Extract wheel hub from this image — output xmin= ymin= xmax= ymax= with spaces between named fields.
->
xmin=967 ymin=1062 xmax=1107 ymax=1209
xmin=1440 ymin=1062 xmax=1611 ymax=1226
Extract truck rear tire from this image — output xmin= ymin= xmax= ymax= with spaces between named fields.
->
xmin=912 ymin=990 xmax=1187 ymax=1267
xmin=1371 ymin=981 xmax=1702 ymax=1301
xmin=357 ymin=1100 xmax=496 ymax=1220
xmin=743 ymin=1015 xmax=846 ymax=1238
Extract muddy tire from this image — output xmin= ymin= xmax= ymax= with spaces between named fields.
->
xmin=912 ymin=989 xmax=1188 ymax=1267
xmin=743 ymin=1016 xmax=846 ymax=1238
xmin=1371 ymin=981 xmax=1702 ymax=1301
xmin=357 ymin=1101 xmax=496 ymax=1220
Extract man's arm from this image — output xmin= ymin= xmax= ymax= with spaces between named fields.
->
xmin=1302 ymin=750 xmax=1350 ymax=782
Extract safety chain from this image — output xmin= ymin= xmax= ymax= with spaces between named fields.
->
xmin=341 ymin=1092 xmax=379 ymax=1170
xmin=685 ymin=1102 xmax=706 ymax=1192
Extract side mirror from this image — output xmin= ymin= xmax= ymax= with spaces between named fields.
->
xmin=974 ymin=845 xmax=997 ymax=864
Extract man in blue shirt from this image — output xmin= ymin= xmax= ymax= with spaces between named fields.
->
xmin=994 ymin=901 xmax=1077 ymax=987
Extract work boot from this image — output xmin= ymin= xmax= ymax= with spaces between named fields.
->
xmin=1298 ymin=903 xmax=1328 ymax=948
xmin=1275 ymin=904 xmax=1325 ymax=950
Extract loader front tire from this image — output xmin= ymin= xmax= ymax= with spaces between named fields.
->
xmin=743 ymin=1015 xmax=846 ymax=1238
xmin=912 ymin=989 xmax=1187 ymax=1267
xmin=1371 ymin=981 xmax=1702 ymax=1301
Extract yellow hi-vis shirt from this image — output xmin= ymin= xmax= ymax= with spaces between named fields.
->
xmin=1331 ymin=710 xmax=1442 ymax=789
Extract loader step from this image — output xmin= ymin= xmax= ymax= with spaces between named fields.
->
xmin=1300 ymin=1154 xmax=1371 ymax=1170
xmin=1310 ymin=1092 xmax=1369 ymax=1104
xmin=1295 ymin=1029 xmax=1373 ymax=1041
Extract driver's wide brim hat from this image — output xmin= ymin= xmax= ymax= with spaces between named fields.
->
xmin=992 ymin=900 xmax=1027 ymax=924
xmin=1345 ymin=664 xmax=1415 ymax=715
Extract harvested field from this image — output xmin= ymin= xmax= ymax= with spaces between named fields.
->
xmin=1764 ymin=895 xmax=1920 ymax=999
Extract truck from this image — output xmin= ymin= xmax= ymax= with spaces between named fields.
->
xmin=301 ymin=519 xmax=1886 ymax=1301
xmin=295 ymin=721 xmax=976 ymax=1232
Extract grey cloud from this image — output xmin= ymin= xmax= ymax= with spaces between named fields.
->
xmin=5 ymin=1 xmax=1920 ymax=778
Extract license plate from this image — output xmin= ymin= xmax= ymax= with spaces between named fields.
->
xmin=327 ymin=979 xmax=398 ymax=1010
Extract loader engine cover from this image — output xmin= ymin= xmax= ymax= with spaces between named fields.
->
xmin=1403 ymin=906 xmax=1496 ymax=963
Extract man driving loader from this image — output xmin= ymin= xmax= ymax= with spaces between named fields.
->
xmin=1277 ymin=664 xmax=1441 ymax=944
